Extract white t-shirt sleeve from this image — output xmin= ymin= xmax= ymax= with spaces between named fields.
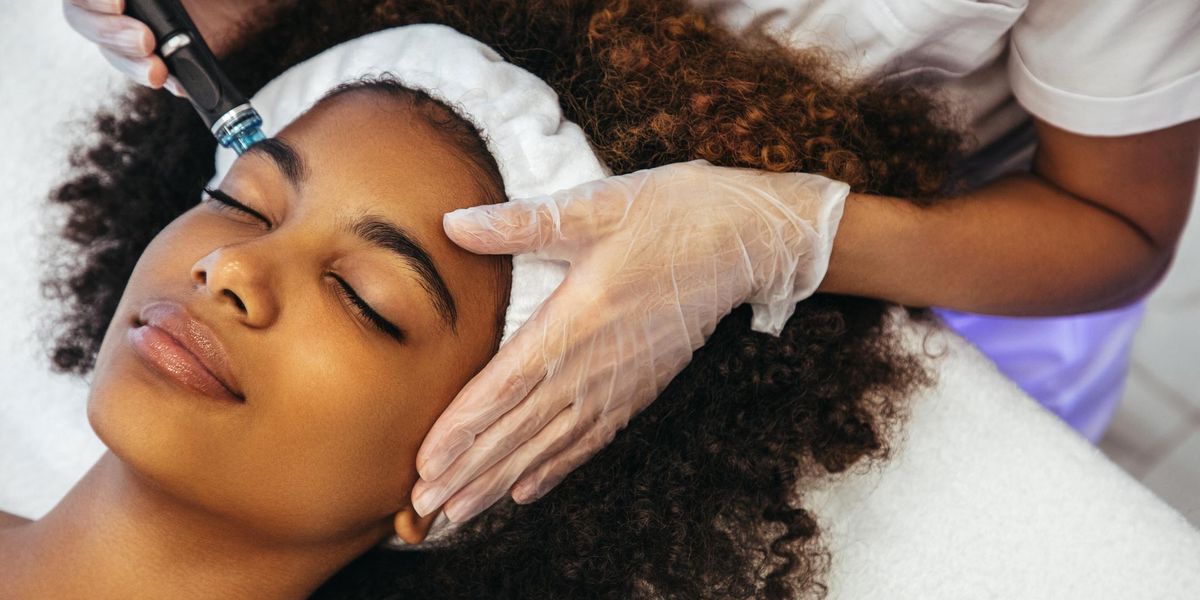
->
xmin=1008 ymin=0 xmax=1200 ymax=136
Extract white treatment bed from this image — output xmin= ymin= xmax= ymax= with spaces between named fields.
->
xmin=2 ymin=4 xmax=1197 ymax=598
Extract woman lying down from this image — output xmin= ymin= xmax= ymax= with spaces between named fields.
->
xmin=2 ymin=1 xmax=967 ymax=598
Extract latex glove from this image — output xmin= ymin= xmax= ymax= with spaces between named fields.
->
xmin=62 ymin=0 xmax=184 ymax=95
xmin=411 ymin=160 xmax=849 ymax=522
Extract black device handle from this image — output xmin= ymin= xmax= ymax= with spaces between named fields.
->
xmin=124 ymin=0 xmax=248 ymax=130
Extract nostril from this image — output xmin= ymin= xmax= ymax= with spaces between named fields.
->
xmin=223 ymin=289 xmax=246 ymax=312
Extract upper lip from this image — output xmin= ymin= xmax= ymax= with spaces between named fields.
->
xmin=136 ymin=301 xmax=244 ymax=400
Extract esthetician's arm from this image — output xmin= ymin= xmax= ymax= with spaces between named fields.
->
xmin=410 ymin=117 xmax=1199 ymax=523
xmin=822 ymin=117 xmax=1200 ymax=314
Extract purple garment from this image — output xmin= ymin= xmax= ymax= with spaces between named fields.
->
xmin=934 ymin=300 xmax=1147 ymax=442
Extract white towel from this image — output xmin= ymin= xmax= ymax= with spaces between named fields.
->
xmin=811 ymin=312 xmax=1200 ymax=598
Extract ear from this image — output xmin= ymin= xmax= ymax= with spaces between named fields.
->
xmin=393 ymin=505 xmax=439 ymax=545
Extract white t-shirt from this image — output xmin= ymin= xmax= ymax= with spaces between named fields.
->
xmin=698 ymin=0 xmax=1200 ymax=184
xmin=694 ymin=0 xmax=1200 ymax=438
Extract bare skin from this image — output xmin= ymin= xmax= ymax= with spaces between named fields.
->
xmin=821 ymin=118 xmax=1200 ymax=315
xmin=0 ymin=512 xmax=27 ymax=528
xmin=0 ymin=89 xmax=509 ymax=599
xmin=0 ymin=454 xmax=382 ymax=599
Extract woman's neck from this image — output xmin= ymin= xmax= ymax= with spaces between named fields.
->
xmin=0 ymin=452 xmax=385 ymax=599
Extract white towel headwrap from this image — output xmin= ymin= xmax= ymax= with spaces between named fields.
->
xmin=209 ymin=24 xmax=609 ymax=547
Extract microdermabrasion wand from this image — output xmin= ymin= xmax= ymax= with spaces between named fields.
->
xmin=125 ymin=0 xmax=266 ymax=155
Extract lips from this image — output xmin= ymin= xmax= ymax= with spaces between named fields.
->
xmin=128 ymin=301 xmax=244 ymax=402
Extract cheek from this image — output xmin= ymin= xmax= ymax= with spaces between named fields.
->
xmin=212 ymin=323 xmax=469 ymax=541
xmin=90 ymin=209 xmax=228 ymax=350
xmin=89 ymin=211 xmax=218 ymax=450
xmin=85 ymin=207 xmax=486 ymax=543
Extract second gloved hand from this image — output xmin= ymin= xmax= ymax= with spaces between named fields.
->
xmin=410 ymin=160 xmax=850 ymax=522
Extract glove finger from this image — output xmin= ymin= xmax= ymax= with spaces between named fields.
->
xmin=65 ymin=4 xmax=155 ymax=58
xmin=100 ymin=48 xmax=168 ymax=88
xmin=511 ymin=419 xmax=620 ymax=504
xmin=164 ymin=76 xmax=187 ymax=98
xmin=413 ymin=277 xmax=635 ymax=516
xmin=442 ymin=197 xmax=570 ymax=256
xmin=67 ymin=0 xmax=123 ymax=13
xmin=414 ymin=296 xmax=572 ymax=482
xmin=443 ymin=177 xmax=634 ymax=258
xmin=503 ymin=363 xmax=627 ymax=506
xmin=421 ymin=317 xmax=631 ymax=510
xmin=410 ymin=324 xmax=621 ymax=511
xmin=410 ymin=365 xmax=579 ymax=514
xmin=441 ymin=403 xmax=578 ymax=522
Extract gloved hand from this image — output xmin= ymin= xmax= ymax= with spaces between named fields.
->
xmin=411 ymin=160 xmax=850 ymax=522
xmin=63 ymin=0 xmax=184 ymax=95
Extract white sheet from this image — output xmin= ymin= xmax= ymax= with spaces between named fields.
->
xmin=1 ymin=4 xmax=1197 ymax=598
xmin=0 ymin=2 xmax=113 ymax=519
xmin=812 ymin=317 xmax=1200 ymax=597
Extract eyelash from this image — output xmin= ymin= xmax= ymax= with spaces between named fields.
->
xmin=203 ymin=188 xmax=405 ymax=343
xmin=331 ymin=274 xmax=406 ymax=342
xmin=203 ymin=187 xmax=272 ymax=229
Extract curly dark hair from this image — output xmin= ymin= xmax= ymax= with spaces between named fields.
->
xmin=44 ymin=0 xmax=965 ymax=598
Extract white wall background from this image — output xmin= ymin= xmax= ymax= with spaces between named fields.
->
xmin=0 ymin=3 xmax=117 ymax=517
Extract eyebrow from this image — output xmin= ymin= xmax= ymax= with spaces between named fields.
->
xmin=249 ymin=137 xmax=458 ymax=332
xmin=351 ymin=216 xmax=459 ymax=333
xmin=246 ymin=137 xmax=309 ymax=186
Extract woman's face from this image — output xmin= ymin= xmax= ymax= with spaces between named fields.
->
xmin=87 ymin=89 xmax=510 ymax=544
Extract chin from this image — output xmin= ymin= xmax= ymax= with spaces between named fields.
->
xmin=86 ymin=355 xmax=197 ymax=492
xmin=86 ymin=340 xmax=353 ymax=543
xmin=86 ymin=323 xmax=238 ymax=507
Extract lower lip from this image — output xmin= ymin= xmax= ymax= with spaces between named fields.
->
xmin=127 ymin=324 xmax=242 ymax=403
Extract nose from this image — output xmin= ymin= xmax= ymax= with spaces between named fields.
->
xmin=191 ymin=245 xmax=280 ymax=328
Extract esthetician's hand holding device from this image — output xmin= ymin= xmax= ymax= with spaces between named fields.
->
xmin=64 ymin=0 xmax=176 ymax=92
xmin=67 ymin=0 xmax=268 ymax=156
xmin=412 ymin=160 xmax=848 ymax=521
xmin=63 ymin=0 xmax=266 ymax=93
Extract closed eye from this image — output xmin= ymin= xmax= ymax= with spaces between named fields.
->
xmin=203 ymin=187 xmax=273 ymax=229
xmin=204 ymin=188 xmax=405 ymax=343
xmin=330 ymin=273 xmax=406 ymax=343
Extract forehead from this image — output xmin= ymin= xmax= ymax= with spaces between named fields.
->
xmin=277 ymin=89 xmax=495 ymax=217
xmin=267 ymin=89 xmax=502 ymax=270
xmin=252 ymin=89 xmax=507 ymax=342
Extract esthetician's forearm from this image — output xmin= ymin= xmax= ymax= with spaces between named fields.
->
xmin=819 ymin=118 xmax=1200 ymax=316
xmin=820 ymin=176 xmax=1168 ymax=314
